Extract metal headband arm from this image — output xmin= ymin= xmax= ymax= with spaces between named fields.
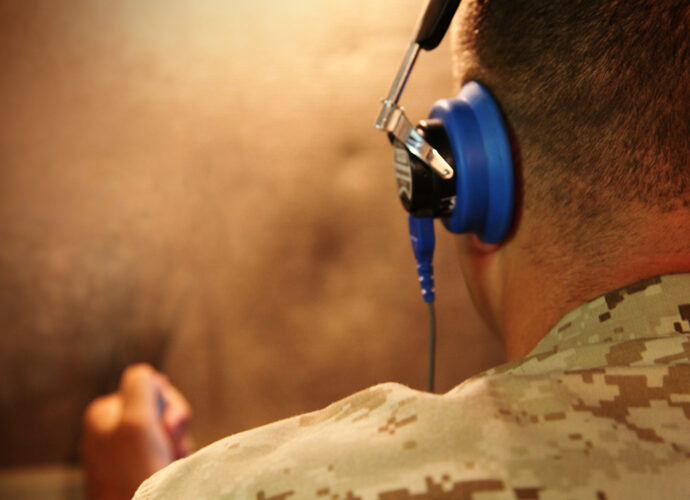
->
xmin=375 ymin=0 xmax=463 ymax=180
xmin=375 ymin=43 xmax=454 ymax=180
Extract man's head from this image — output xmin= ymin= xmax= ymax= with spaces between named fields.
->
xmin=449 ymin=0 xmax=690 ymax=357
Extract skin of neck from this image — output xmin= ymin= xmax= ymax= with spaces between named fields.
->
xmin=457 ymin=207 xmax=690 ymax=361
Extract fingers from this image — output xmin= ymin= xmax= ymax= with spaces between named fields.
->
xmin=118 ymin=363 xmax=194 ymax=459
xmin=81 ymin=363 xmax=194 ymax=500
xmin=159 ymin=377 xmax=194 ymax=458
xmin=116 ymin=364 xmax=174 ymax=468
xmin=173 ymin=433 xmax=195 ymax=460
xmin=160 ymin=378 xmax=192 ymax=437
xmin=119 ymin=363 xmax=165 ymax=427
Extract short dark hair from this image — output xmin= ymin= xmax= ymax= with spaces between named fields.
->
xmin=452 ymin=0 xmax=689 ymax=249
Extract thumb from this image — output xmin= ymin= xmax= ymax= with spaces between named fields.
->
xmin=118 ymin=364 xmax=177 ymax=469
xmin=119 ymin=364 xmax=165 ymax=427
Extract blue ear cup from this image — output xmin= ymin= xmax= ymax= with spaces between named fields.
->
xmin=428 ymin=81 xmax=514 ymax=243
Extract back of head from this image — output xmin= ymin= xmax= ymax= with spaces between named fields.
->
xmin=452 ymin=0 xmax=689 ymax=259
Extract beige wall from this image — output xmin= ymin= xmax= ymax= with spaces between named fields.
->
xmin=0 ymin=0 xmax=503 ymax=466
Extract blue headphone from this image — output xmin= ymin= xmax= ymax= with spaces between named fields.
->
xmin=375 ymin=0 xmax=514 ymax=391
xmin=401 ymin=81 xmax=514 ymax=244
xmin=376 ymin=0 xmax=514 ymax=311
xmin=377 ymin=0 xmax=514 ymax=245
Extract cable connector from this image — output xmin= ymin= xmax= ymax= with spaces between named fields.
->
xmin=408 ymin=216 xmax=435 ymax=303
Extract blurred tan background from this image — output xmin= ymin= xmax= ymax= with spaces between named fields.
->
xmin=0 ymin=0 xmax=503 ymax=474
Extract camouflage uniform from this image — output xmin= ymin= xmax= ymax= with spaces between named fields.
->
xmin=134 ymin=274 xmax=690 ymax=499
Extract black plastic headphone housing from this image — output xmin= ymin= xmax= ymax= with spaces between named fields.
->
xmin=392 ymin=119 xmax=456 ymax=218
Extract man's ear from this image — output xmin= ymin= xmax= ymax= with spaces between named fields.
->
xmin=469 ymin=234 xmax=501 ymax=255
xmin=455 ymin=232 xmax=505 ymax=338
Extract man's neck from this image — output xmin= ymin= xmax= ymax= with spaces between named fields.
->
xmin=500 ymin=214 xmax=690 ymax=361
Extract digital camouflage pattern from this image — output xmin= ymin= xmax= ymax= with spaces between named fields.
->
xmin=134 ymin=274 xmax=690 ymax=499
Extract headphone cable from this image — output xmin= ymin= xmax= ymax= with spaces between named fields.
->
xmin=408 ymin=216 xmax=437 ymax=393
xmin=427 ymin=301 xmax=436 ymax=393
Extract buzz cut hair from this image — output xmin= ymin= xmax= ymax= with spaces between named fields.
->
xmin=452 ymin=0 xmax=689 ymax=248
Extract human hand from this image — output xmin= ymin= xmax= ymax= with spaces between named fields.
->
xmin=81 ymin=364 xmax=193 ymax=500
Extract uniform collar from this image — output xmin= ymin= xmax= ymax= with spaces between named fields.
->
xmin=528 ymin=273 xmax=690 ymax=357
